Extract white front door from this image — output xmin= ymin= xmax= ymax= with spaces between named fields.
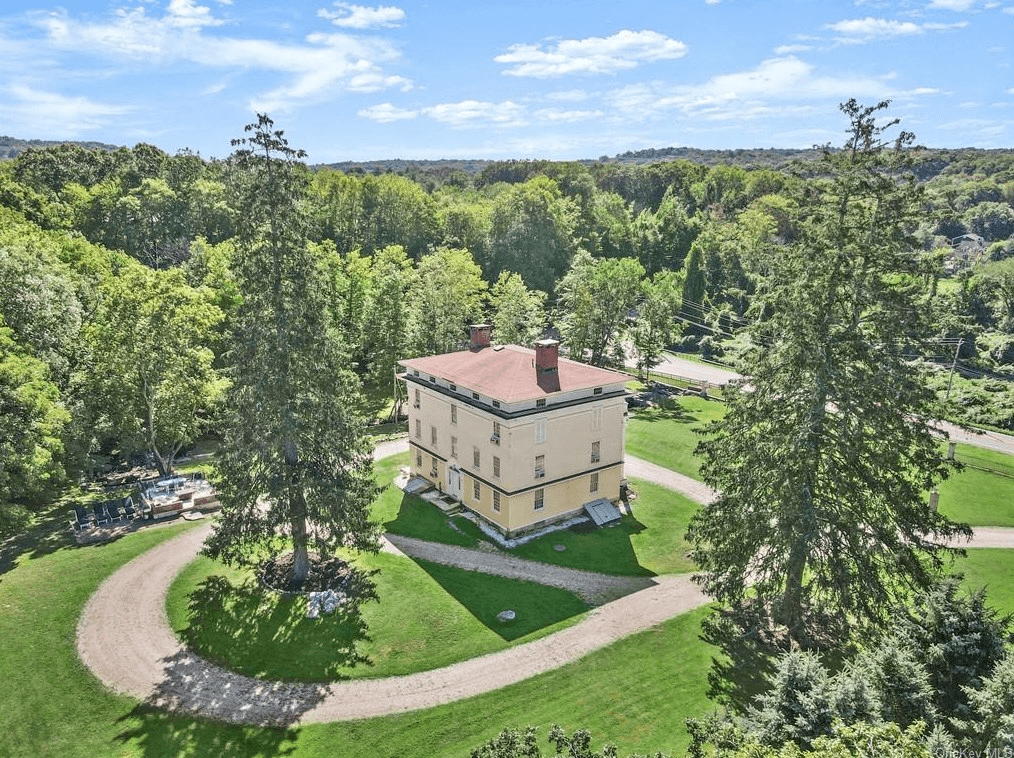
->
xmin=447 ymin=465 xmax=463 ymax=501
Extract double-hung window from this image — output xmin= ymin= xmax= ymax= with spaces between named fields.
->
xmin=534 ymin=454 xmax=545 ymax=479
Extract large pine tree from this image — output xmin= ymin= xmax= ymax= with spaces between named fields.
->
xmin=204 ymin=116 xmax=380 ymax=588
xmin=687 ymin=101 xmax=971 ymax=647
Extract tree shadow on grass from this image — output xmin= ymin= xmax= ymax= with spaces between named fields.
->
xmin=179 ymin=572 xmax=376 ymax=683
xmin=513 ymin=513 xmax=655 ymax=579
xmin=114 ymin=693 xmax=304 ymax=757
xmin=383 ymin=491 xmax=482 ymax=548
xmin=406 ymin=558 xmax=592 ymax=642
xmin=632 ymin=404 xmax=697 ymax=424
xmin=700 ymin=604 xmax=780 ymax=714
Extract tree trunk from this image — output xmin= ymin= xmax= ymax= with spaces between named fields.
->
xmin=290 ymin=486 xmax=310 ymax=589
xmin=781 ymin=540 xmax=807 ymax=646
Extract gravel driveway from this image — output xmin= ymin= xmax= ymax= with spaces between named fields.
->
xmin=75 ymin=436 xmax=1014 ymax=725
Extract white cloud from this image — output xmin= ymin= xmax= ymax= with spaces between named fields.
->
xmin=317 ymin=3 xmax=405 ymax=29
xmin=3 ymin=83 xmax=132 ymax=136
xmin=546 ymin=89 xmax=591 ymax=101
xmin=929 ymin=0 xmax=977 ymax=9
xmin=774 ymin=44 xmax=812 ymax=54
xmin=17 ymin=4 xmax=411 ymax=112
xmin=358 ymin=102 xmax=417 ymax=122
xmin=604 ymin=56 xmax=903 ymax=122
xmin=1008 ymin=87 xmax=1014 ymax=94
xmin=826 ymin=17 xmax=966 ymax=44
xmin=165 ymin=0 xmax=223 ymax=29
xmin=495 ymin=29 xmax=687 ymax=78
xmin=420 ymin=100 xmax=527 ymax=128
xmin=532 ymin=108 xmax=604 ymax=123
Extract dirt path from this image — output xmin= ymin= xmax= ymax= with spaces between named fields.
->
xmin=77 ymin=520 xmax=705 ymax=726
xmin=76 ymin=437 xmax=1014 ymax=725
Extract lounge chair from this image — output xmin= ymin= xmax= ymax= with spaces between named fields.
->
xmin=106 ymin=500 xmax=124 ymax=523
xmin=93 ymin=501 xmax=110 ymax=527
xmin=70 ymin=504 xmax=92 ymax=532
xmin=121 ymin=496 xmax=137 ymax=521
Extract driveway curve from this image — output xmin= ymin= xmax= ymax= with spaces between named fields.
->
xmin=76 ymin=520 xmax=706 ymax=726
xmin=76 ymin=436 xmax=1014 ymax=725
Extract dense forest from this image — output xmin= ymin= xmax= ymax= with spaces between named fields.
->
xmin=2 ymin=126 xmax=1014 ymax=539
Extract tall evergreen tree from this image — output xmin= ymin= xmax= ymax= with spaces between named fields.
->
xmin=204 ymin=115 xmax=380 ymax=588
xmin=687 ymin=101 xmax=971 ymax=647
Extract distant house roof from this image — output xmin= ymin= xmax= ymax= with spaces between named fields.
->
xmin=400 ymin=344 xmax=628 ymax=403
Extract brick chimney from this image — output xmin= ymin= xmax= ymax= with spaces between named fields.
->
xmin=534 ymin=339 xmax=561 ymax=391
xmin=469 ymin=324 xmax=491 ymax=350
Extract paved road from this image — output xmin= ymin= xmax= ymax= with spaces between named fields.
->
xmin=627 ymin=353 xmax=740 ymax=387
xmin=633 ymin=355 xmax=1014 ymax=457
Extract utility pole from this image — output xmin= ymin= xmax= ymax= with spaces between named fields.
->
xmin=944 ymin=338 xmax=963 ymax=403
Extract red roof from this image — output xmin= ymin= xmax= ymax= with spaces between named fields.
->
xmin=400 ymin=345 xmax=628 ymax=403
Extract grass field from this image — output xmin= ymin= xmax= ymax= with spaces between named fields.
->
xmin=511 ymin=478 xmax=698 ymax=576
xmin=954 ymin=548 xmax=1014 ymax=614
xmin=936 ymin=444 xmax=1014 ymax=527
xmin=625 ymin=399 xmax=726 ymax=480
xmin=166 ymin=550 xmax=589 ymax=682
xmin=0 ymin=519 xmax=717 ymax=758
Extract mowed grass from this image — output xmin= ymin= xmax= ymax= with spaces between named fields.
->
xmin=371 ymin=452 xmax=488 ymax=547
xmin=936 ymin=443 xmax=1014 ymax=527
xmin=954 ymin=548 xmax=1014 ymax=615
xmin=166 ymin=550 xmax=589 ymax=682
xmin=511 ymin=478 xmax=699 ymax=577
xmin=1 ymin=517 xmax=718 ymax=758
xmin=625 ymin=399 xmax=725 ymax=480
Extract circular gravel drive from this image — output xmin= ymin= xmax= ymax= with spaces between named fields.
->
xmin=77 ymin=520 xmax=707 ymax=726
xmin=76 ymin=436 xmax=1014 ymax=725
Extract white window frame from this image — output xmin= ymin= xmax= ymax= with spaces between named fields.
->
xmin=535 ymin=420 xmax=547 ymax=444
xmin=534 ymin=454 xmax=545 ymax=479
xmin=534 ymin=488 xmax=544 ymax=510
xmin=590 ymin=472 xmax=599 ymax=493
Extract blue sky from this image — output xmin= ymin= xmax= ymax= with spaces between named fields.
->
xmin=1 ymin=0 xmax=1012 ymax=162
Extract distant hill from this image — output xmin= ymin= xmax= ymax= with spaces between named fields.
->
xmin=318 ymin=148 xmax=830 ymax=176
xmin=0 ymin=135 xmax=123 ymax=160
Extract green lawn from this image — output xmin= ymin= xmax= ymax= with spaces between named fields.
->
xmin=371 ymin=452 xmax=489 ymax=547
xmin=936 ymin=444 xmax=1014 ymax=527
xmin=511 ymin=478 xmax=698 ymax=577
xmin=625 ymin=399 xmax=726 ymax=480
xmin=954 ymin=548 xmax=1014 ymax=615
xmin=167 ymin=550 xmax=589 ymax=682
xmin=0 ymin=518 xmax=718 ymax=758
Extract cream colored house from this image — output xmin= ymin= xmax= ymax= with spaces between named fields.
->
xmin=399 ymin=325 xmax=628 ymax=538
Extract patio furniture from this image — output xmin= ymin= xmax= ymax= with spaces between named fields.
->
xmin=121 ymin=496 xmax=137 ymax=521
xmin=106 ymin=500 xmax=124 ymax=523
xmin=70 ymin=504 xmax=92 ymax=532
xmin=92 ymin=502 xmax=110 ymax=527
